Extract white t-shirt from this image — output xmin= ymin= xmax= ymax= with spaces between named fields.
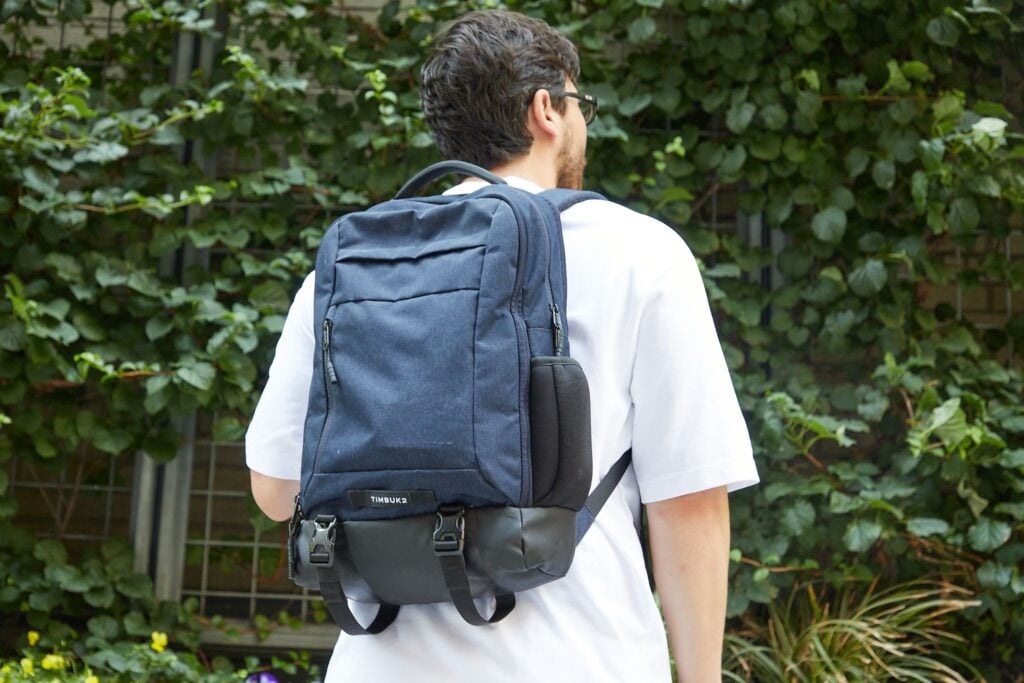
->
xmin=246 ymin=176 xmax=758 ymax=682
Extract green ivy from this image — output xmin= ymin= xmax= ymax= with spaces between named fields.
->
xmin=1 ymin=0 xmax=1022 ymax=676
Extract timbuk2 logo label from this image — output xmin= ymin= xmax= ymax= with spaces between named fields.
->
xmin=348 ymin=489 xmax=434 ymax=508
xmin=369 ymin=494 xmax=408 ymax=505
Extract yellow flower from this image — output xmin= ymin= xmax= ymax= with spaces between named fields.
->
xmin=27 ymin=630 xmax=40 ymax=646
xmin=20 ymin=657 xmax=34 ymax=674
xmin=85 ymin=676 xmax=100 ymax=683
xmin=150 ymin=631 xmax=168 ymax=653
xmin=41 ymin=654 xmax=65 ymax=671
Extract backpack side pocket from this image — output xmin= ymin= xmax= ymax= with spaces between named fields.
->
xmin=529 ymin=357 xmax=592 ymax=509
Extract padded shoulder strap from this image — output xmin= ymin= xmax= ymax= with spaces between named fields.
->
xmin=540 ymin=188 xmax=606 ymax=213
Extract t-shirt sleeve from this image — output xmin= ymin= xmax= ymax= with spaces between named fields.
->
xmin=629 ymin=240 xmax=759 ymax=503
xmin=244 ymin=272 xmax=316 ymax=481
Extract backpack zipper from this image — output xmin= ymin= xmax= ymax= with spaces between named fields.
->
xmin=311 ymin=317 xmax=337 ymax=477
xmin=550 ymin=303 xmax=565 ymax=356
xmin=322 ymin=319 xmax=338 ymax=384
xmin=496 ymin=193 xmax=531 ymax=507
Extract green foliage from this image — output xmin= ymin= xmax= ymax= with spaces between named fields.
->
xmin=723 ymin=579 xmax=981 ymax=682
xmin=0 ymin=628 xmax=320 ymax=681
xmin=1 ymin=0 xmax=1023 ymax=675
xmin=0 ymin=529 xmax=199 ymax=657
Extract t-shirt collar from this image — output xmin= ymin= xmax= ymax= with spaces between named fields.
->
xmin=442 ymin=175 xmax=545 ymax=196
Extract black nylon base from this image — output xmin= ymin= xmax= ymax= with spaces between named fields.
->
xmin=292 ymin=505 xmax=576 ymax=605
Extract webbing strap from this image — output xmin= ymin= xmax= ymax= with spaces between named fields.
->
xmin=316 ymin=566 xmax=399 ymax=635
xmin=308 ymin=516 xmax=398 ymax=635
xmin=539 ymin=188 xmax=606 ymax=212
xmin=433 ymin=505 xmax=515 ymax=626
xmin=437 ymin=552 xmax=516 ymax=626
xmin=576 ymin=449 xmax=633 ymax=543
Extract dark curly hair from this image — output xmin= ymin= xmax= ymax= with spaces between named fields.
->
xmin=420 ymin=10 xmax=580 ymax=169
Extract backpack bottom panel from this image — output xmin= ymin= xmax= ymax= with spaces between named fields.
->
xmin=292 ymin=505 xmax=576 ymax=604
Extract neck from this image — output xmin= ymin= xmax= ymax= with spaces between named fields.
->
xmin=490 ymin=151 xmax=557 ymax=190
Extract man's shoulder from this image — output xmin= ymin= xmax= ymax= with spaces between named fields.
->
xmin=563 ymin=197 xmax=695 ymax=274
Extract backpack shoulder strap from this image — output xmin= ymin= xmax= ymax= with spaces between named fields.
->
xmin=575 ymin=450 xmax=632 ymax=543
xmin=540 ymin=188 xmax=606 ymax=213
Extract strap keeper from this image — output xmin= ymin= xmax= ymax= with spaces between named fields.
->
xmin=433 ymin=505 xmax=466 ymax=556
xmin=309 ymin=515 xmax=337 ymax=567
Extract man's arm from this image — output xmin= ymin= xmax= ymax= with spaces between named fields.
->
xmin=647 ymin=485 xmax=731 ymax=683
xmin=251 ymin=471 xmax=300 ymax=522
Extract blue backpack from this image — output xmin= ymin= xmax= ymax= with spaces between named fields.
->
xmin=288 ymin=161 xmax=631 ymax=634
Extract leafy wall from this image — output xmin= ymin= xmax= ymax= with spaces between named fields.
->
xmin=1 ymin=0 xmax=1022 ymax=677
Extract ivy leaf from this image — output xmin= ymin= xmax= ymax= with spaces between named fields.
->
xmin=749 ymin=133 xmax=778 ymax=161
xmin=882 ymin=60 xmax=910 ymax=94
xmin=87 ymin=615 xmax=122 ymax=640
xmin=759 ymin=104 xmax=788 ymax=130
xmin=968 ymin=175 xmax=1001 ymax=198
xmin=115 ymin=572 xmax=153 ymax=599
xmin=719 ymin=145 xmax=747 ymax=178
xmin=926 ymin=16 xmax=961 ymax=47
xmin=932 ymin=94 xmax=963 ymax=125
xmin=947 ymin=198 xmax=979 ymax=235
xmin=34 ymin=539 xmax=68 ymax=564
xmin=911 ymin=171 xmax=928 ymax=214
xmin=871 ymin=159 xmax=895 ymax=190
xmin=176 ymin=362 xmax=216 ymax=391
xmin=763 ymin=481 xmax=795 ymax=503
xmin=628 ymin=16 xmax=657 ymax=44
xmin=967 ymin=517 xmax=1012 ymax=552
xmin=836 ymin=75 xmax=867 ymax=98
xmin=0 ymin=321 xmax=26 ymax=351
xmin=811 ymin=207 xmax=847 ymax=244
xmin=726 ymin=101 xmax=756 ymax=134
xmin=73 ymin=141 xmax=129 ymax=165
xmin=907 ymin=517 xmax=949 ymax=538
xmin=145 ymin=315 xmax=174 ymax=341
xmin=848 ymin=259 xmax=887 ymax=297
xmin=22 ymin=165 xmax=59 ymax=194
xmin=782 ymin=500 xmax=816 ymax=536
xmin=845 ymin=148 xmax=870 ymax=179
xmin=977 ymin=562 xmax=1013 ymax=589
xmin=29 ymin=589 xmax=62 ymax=612
xmin=994 ymin=502 xmax=1024 ymax=520
xmin=84 ymin=585 xmax=115 ymax=608
xmin=618 ymin=93 xmax=652 ymax=117
xmin=44 ymin=564 xmax=92 ymax=592
xmin=249 ymin=281 xmax=290 ymax=311
xmin=999 ymin=449 xmax=1024 ymax=469
xmin=93 ymin=428 xmax=133 ymax=455
xmin=123 ymin=612 xmax=152 ymax=637
xmin=212 ymin=416 xmax=246 ymax=442
xmin=844 ymin=519 xmax=882 ymax=552
xmin=901 ymin=61 xmax=934 ymax=82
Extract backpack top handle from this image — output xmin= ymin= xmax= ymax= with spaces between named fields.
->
xmin=394 ymin=160 xmax=507 ymax=199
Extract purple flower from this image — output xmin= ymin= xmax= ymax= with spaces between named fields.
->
xmin=245 ymin=673 xmax=279 ymax=683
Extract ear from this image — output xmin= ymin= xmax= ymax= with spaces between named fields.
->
xmin=526 ymin=88 xmax=560 ymax=141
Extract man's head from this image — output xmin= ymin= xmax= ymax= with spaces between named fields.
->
xmin=420 ymin=10 xmax=589 ymax=189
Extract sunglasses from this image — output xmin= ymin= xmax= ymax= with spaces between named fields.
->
xmin=562 ymin=92 xmax=598 ymax=125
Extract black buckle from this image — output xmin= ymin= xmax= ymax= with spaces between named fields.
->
xmin=309 ymin=515 xmax=337 ymax=567
xmin=433 ymin=505 xmax=465 ymax=556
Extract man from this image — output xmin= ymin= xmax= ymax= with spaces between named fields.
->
xmin=247 ymin=10 xmax=757 ymax=682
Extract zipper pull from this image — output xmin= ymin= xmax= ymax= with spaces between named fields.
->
xmin=550 ymin=303 xmax=565 ymax=356
xmin=287 ymin=494 xmax=303 ymax=582
xmin=322 ymin=319 xmax=338 ymax=384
